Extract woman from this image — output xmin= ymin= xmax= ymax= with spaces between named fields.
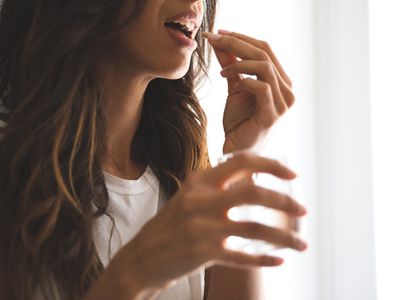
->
xmin=0 ymin=0 xmax=307 ymax=299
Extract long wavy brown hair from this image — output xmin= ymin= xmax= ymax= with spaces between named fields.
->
xmin=0 ymin=0 xmax=216 ymax=299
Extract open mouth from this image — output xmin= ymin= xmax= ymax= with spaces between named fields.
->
xmin=164 ymin=22 xmax=194 ymax=39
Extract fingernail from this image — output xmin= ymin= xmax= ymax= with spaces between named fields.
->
xmin=298 ymin=206 xmax=307 ymax=216
xmin=274 ymin=257 xmax=284 ymax=265
xmin=297 ymin=240 xmax=308 ymax=251
xmin=220 ymin=69 xmax=232 ymax=77
xmin=202 ymin=32 xmax=222 ymax=41
xmin=218 ymin=29 xmax=232 ymax=35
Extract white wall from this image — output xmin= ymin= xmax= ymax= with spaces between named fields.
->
xmin=315 ymin=0 xmax=377 ymax=299
xmin=198 ymin=1 xmax=319 ymax=299
xmin=199 ymin=0 xmax=384 ymax=299
xmin=369 ymin=1 xmax=400 ymax=300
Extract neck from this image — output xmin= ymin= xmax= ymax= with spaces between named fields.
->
xmin=97 ymin=52 xmax=154 ymax=178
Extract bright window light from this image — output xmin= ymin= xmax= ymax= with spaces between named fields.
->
xmin=198 ymin=1 xmax=317 ymax=299
xmin=370 ymin=1 xmax=400 ymax=300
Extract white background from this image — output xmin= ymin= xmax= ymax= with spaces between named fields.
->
xmin=198 ymin=0 xmax=400 ymax=299
xmin=370 ymin=1 xmax=400 ymax=300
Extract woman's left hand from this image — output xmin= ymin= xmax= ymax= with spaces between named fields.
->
xmin=202 ymin=30 xmax=295 ymax=153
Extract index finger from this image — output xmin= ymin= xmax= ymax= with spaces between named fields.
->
xmin=202 ymin=32 xmax=268 ymax=61
xmin=218 ymin=30 xmax=292 ymax=87
xmin=201 ymin=151 xmax=297 ymax=188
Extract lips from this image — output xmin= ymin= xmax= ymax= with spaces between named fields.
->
xmin=164 ymin=24 xmax=198 ymax=48
xmin=164 ymin=10 xmax=202 ymax=40
xmin=164 ymin=21 xmax=195 ymax=39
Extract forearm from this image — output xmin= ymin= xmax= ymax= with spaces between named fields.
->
xmin=82 ymin=258 xmax=160 ymax=300
xmin=205 ymin=266 xmax=265 ymax=300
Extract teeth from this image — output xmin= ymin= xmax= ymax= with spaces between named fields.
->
xmin=173 ymin=20 xmax=195 ymax=32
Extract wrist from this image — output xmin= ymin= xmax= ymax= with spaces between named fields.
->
xmin=107 ymin=252 xmax=160 ymax=300
xmin=223 ymin=131 xmax=270 ymax=155
xmin=83 ymin=254 xmax=160 ymax=300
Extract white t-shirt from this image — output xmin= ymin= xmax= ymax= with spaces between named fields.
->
xmin=98 ymin=166 xmax=205 ymax=300
xmin=31 ymin=165 xmax=204 ymax=300
xmin=1 ymin=122 xmax=204 ymax=299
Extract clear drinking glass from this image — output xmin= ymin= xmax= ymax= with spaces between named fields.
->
xmin=217 ymin=150 xmax=304 ymax=255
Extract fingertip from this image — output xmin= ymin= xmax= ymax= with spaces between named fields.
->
xmin=201 ymin=32 xmax=222 ymax=41
xmin=291 ymin=206 xmax=307 ymax=217
xmin=260 ymin=256 xmax=284 ymax=266
xmin=279 ymin=169 xmax=297 ymax=180
xmin=201 ymin=31 xmax=210 ymax=39
xmin=299 ymin=206 xmax=308 ymax=216
xmin=218 ymin=29 xmax=232 ymax=35
xmin=271 ymin=257 xmax=284 ymax=266
xmin=288 ymin=169 xmax=298 ymax=179
xmin=299 ymin=241 xmax=308 ymax=252
xmin=296 ymin=209 xmax=307 ymax=217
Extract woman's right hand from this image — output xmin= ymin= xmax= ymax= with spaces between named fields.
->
xmin=108 ymin=151 xmax=307 ymax=296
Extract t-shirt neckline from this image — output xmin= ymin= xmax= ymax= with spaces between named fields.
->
xmin=102 ymin=165 xmax=158 ymax=195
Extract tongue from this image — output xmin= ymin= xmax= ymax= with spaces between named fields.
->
xmin=165 ymin=23 xmax=189 ymax=38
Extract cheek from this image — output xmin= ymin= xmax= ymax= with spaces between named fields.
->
xmin=113 ymin=2 xmax=160 ymax=62
xmin=120 ymin=25 xmax=154 ymax=56
xmin=112 ymin=1 xmax=198 ymax=78
xmin=116 ymin=24 xmax=195 ymax=78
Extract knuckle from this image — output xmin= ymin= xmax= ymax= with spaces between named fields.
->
xmin=231 ymin=151 xmax=252 ymax=166
xmin=286 ymin=90 xmax=296 ymax=107
xmin=258 ymin=51 xmax=269 ymax=61
xmin=263 ymin=83 xmax=272 ymax=94
xmin=259 ymin=40 xmax=272 ymax=51
xmin=243 ymin=78 xmax=255 ymax=86
xmin=278 ymin=103 xmax=288 ymax=115
xmin=264 ymin=61 xmax=275 ymax=73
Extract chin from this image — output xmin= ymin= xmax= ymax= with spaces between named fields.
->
xmin=160 ymin=62 xmax=192 ymax=80
xmin=168 ymin=70 xmax=189 ymax=80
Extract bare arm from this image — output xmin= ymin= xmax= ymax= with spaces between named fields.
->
xmin=2 ymin=154 xmax=305 ymax=300
xmin=82 ymin=273 xmax=148 ymax=300
xmin=0 ymin=243 xmax=159 ymax=300
xmin=204 ymin=266 xmax=265 ymax=300
xmin=82 ymin=257 xmax=160 ymax=300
